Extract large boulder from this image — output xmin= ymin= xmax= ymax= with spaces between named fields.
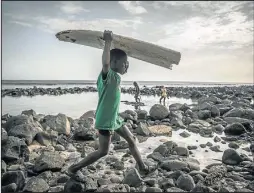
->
xmin=4 ymin=115 xmax=41 ymax=132
xmin=8 ymin=124 xmax=43 ymax=145
xmin=34 ymin=151 xmax=65 ymax=172
xmin=224 ymin=123 xmax=247 ymax=135
xmin=176 ymin=174 xmax=195 ymax=191
xmin=64 ymin=178 xmax=85 ymax=192
xmin=1 ymin=171 xmax=26 ymax=191
xmin=223 ymin=108 xmax=254 ymax=120
xmin=40 ymin=114 xmax=70 ymax=135
xmin=23 ymin=177 xmax=49 ymax=192
xmin=1 ymin=136 xmax=29 ymax=163
xmin=222 ymin=149 xmax=243 ymax=165
xmin=149 ymin=104 xmax=169 ymax=120
xmin=198 ymin=110 xmax=211 ymax=120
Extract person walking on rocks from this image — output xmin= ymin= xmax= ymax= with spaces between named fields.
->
xmin=133 ymin=81 xmax=141 ymax=103
xmin=68 ymin=30 xmax=156 ymax=181
xmin=159 ymin=86 xmax=168 ymax=106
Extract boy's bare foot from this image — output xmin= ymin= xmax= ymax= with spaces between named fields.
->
xmin=137 ymin=164 xmax=157 ymax=176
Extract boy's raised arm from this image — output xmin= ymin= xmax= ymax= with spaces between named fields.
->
xmin=102 ymin=30 xmax=113 ymax=74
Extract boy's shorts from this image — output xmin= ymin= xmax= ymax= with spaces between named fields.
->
xmin=98 ymin=130 xmax=115 ymax=136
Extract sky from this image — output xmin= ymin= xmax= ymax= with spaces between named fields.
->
xmin=2 ymin=1 xmax=254 ymax=83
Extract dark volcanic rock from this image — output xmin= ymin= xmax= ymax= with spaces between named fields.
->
xmin=1 ymin=136 xmax=29 ymax=163
xmin=34 ymin=151 xmax=64 ymax=172
xmin=224 ymin=123 xmax=247 ymax=135
xmin=176 ymin=174 xmax=195 ymax=191
xmin=1 ymin=171 xmax=26 ymax=191
xmin=149 ymin=104 xmax=169 ymax=120
xmin=64 ymin=178 xmax=85 ymax=192
xmin=222 ymin=149 xmax=243 ymax=165
xmin=23 ymin=177 xmax=49 ymax=192
xmin=123 ymin=168 xmax=142 ymax=187
xmin=136 ymin=122 xmax=151 ymax=136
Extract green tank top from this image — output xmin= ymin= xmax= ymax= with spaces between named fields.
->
xmin=95 ymin=69 xmax=123 ymax=130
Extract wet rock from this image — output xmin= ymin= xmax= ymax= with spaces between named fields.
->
xmin=204 ymin=165 xmax=227 ymax=186
xmin=136 ymin=110 xmax=148 ymax=120
xmin=154 ymin=141 xmax=178 ymax=157
xmin=160 ymin=160 xmax=188 ymax=171
xmin=4 ymin=115 xmax=41 ymax=132
xmin=198 ymin=110 xmax=211 ymax=120
xmin=176 ymin=174 xmax=195 ymax=191
xmin=174 ymin=147 xmax=189 ymax=156
xmin=64 ymin=178 xmax=85 ymax=192
xmin=213 ymin=136 xmax=221 ymax=142
xmin=211 ymin=124 xmax=224 ymax=133
xmin=2 ymin=128 xmax=8 ymax=144
xmin=228 ymin=142 xmax=239 ymax=149
xmin=206 ymin=142 xmax=213 ymax=147
xmin=200 ymin=144 xmax=206 ymax=148
xmin=210 ymin=145 xmax=222 ymax=152
xmin=8 ymin=124 xmax=42 ymax=145
xmin=40 ymin=113 xmax=71 ymax=135
xmin=2 ymin=136 xmax=29 ymax=163
xmin=187 ymin=146 xmax=197 ymax=150
xmin=34 ymin=151 xmax=64 ymax=172
xmin=1 ymin=171 xmax=26 ymax=191
xmin=23 ymin=177 xmax=49 ymax=192
xmin=123 ymin=168 xmax=142 ymax=187
xmin=223 ymin=108 xmax=254 ymax=120
xmin=21 ymin=109 xmax=36 ymax=117
xmin=224 ymin=123 xmax=247 ymax=135
xmin=179 ymin=131 xmax=191 ymax=138
xmin=211 ymin=106 xmax=220 ymax=117
xmin=136 ymin=122 xmax=151 ymax=136
xmin=222 ymin=149 xmax=243 ymax=165
xmin=149 ymin=104 xmax=169 ymax=120
xmin=1 ymin=183 xmax=17 ymax=192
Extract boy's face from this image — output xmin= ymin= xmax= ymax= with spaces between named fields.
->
xmin=111 ymin=57 xmax=129 ymax=75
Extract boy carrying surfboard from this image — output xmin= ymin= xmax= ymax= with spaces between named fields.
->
xmin=133 ymin=81 xmax=141 ymax=103
xmin=68 ymin=30 xmax=156 ymax=181
xmin=159 ymin=86 xmax=168 ymax=106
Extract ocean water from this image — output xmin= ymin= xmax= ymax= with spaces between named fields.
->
xmin=2 ymin=93 xmax=193 ymax=118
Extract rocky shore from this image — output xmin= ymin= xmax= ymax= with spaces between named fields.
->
xmin=2 ymin=93 xmax=254 ymax=192
xmin=2 ymin=85 xmax=254 ymax=101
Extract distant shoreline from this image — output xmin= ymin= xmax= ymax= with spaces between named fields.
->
xmin=2 ymin=80 xmax=253 ymax=86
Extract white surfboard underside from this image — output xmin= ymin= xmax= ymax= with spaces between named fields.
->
xmin=56 ymin=30 xmax=181 ymax=70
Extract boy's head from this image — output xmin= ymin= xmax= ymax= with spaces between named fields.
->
xmin=110 ymin=49 xmax=129 ymax=75
xmin=133 ymin=81 xmax=138 ymax=86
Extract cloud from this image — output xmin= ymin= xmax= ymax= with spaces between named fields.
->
xmin=118 ymin=1 xmax=147 ymax=15
xmin=59 ymin=2 xmax=90 ymax=14
xmin=9 ymin=21 xmax=32 ymax=27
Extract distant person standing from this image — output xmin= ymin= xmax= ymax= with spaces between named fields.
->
xmin=133 ymin=81 xmax=141 ymax=103
xmin=159 ymin=86 xmax=168 ymax=106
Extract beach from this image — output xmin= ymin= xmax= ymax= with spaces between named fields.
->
xmin=2 ymin=83 xmax=254 ymax=192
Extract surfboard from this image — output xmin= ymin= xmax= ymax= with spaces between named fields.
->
xmin=55 ymin=30 xmax=181 ymax=69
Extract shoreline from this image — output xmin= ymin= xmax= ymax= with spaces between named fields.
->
xmin=2 ymin=92 xmax=254 ymax=192
xmin=2 ymin=85 xmax=254 ymax=100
